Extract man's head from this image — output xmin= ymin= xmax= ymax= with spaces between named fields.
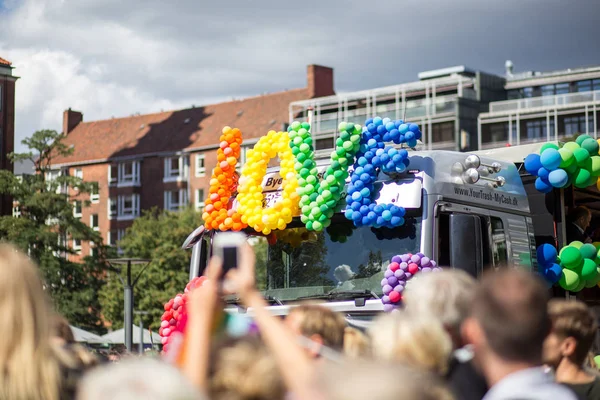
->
xmin=403 ymin=269 xmax=476 ymax=349
xmin=286 ymin=304 xmax=346 ymax=357
xmin=463 ymin=269 xmax=551 ymax=365
xmin=570 ymin=206 xmax=592 ymax=231
xmin=543 ymin=299 xmax=598 ymax=369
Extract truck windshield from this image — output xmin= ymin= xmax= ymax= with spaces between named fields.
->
xmin=250 ymin=214 xmax=422 ymax=302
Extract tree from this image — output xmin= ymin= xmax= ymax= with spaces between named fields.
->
xmin=0 ymin=129 xmax=107 ymax=332
xmin=99 ymin=206 xmax=202 ymax=331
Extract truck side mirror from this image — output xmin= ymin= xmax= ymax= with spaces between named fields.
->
xmin=449 ymin=214 xmax=483 ymax=278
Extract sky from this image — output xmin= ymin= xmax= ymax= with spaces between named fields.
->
xmin=0 ymin=0 xmax=599 ymax=152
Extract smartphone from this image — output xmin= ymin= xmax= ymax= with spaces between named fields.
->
xmin=213 ymin=232 xmax=246 ymax=280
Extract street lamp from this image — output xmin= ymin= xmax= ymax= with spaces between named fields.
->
xmin=107 ymin=258 xmax=151 ymax=353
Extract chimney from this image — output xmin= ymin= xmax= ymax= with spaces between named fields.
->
xmin=63 ymin=108 xmax=83 ymax=134
xmin=307 ymin=65 xmax=334 ymax=98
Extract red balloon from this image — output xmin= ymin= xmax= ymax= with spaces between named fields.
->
xmin=389 ymin=291 xmax=401 ymax=303
xmin=408 ymin=263 xmax=419 ymax=275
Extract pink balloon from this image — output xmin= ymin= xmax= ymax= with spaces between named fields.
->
xmin=169 ymin=318 xmax=176 ymax=325
xmin=210 ymin=193 xmax=219 ymax=201
xmin=160 ymin=320 xmax=169 ymax=328
xmin=220 ymin=161 xmax=229 ymax=169
xmin=163 ymin=328 xmax=171 ymax=336
xmin=161 ymin=337 xmax=168 ymax=345
xmin=219 ymin=141 xmax=228 ymax=149
xmin=224 ymin=147 xmax=233 ymax=155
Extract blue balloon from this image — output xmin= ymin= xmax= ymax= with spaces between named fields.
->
xmin=407 ymin=139 xmax=418 ymax=148
xmin=391 ymin=216 xmax=402 ymax=225
xmin=382 ymin=133 xmax=391 ymax=142
xmin=354 ymin=180 xmax=364 ymax=190
xmin=374 ymin=205 xmax=383 ymax=214
xmin=524 ymin=154 xmax=543 ymax=175
xmin=540 ymin=148 xmax=561 ymax=170
xmin=372 ymin=156 xmax=382 ymax=166
xmin=398 ymin=124 xmax=409 ymax=134
xmin=382 ymin=118 xmax=391 ymax=125
xmin=413 ymin=130 xmax=422 ymax=140
xmin=351 ymin=191 xmax=362 ymax=201
xmin=361 ymin=198 xmax=371 ymax=205
xmin=358 ymin=157 xmax=368 ymax=166
xmin=351 ymin=202 xmax=361 ymax=211
xmin=367 ymin=123 xmax=377 ymax=133
xmin=355 ymin=166 xmax=365 ymax=175
xmin=409 ymin=123 xmax=420 ymax=132
xmin=373 ymin=117 xmax=383 ymax=126
xmin=385 ymin=122 xmax=395 ymax=131
xmin=389 ymin=129 xmax=400 ymax=141
xmin=367 ymin=211 xmax=377 ymax=221
xmin=364 ymin=164 xmax=375 ymax=174
xmin=376 ymin=125 xmax=387 ymax=135
xmin=399 ymin=149 xmax=409 ymax=158
xmin=376 ymin=217 xmax=386 ymax=226
xmin=405 ymin=131 xmax=415 ymax=141
xmin=548 ymin=169 xmax=568 ymax=188
xmin=360 ymin=173 xmax=371 ymax=183
xmin=536 ymin=244 xmax=558 ymax=266
xmin=352 ymin=211 xmax=362 ymax=221
xmin=544 ymin=263 xmax=563 ymax=284
xmin=364 ymin=151 xmax=374 ymax=160
xmin=535 ymin=177 xmax=553 ymax=193
xmin=380 ymin=153 xmax=390 ymax=164
xmin=344 ymin=209 xmax=354 ymax=219
xmin=360 ymin=188 xmax=371 ymax=198
xmin=538 ymin=167 xmax=550 ymax=180
xmin=365 ymin=118 xmax=374 ymax=126
xmin=394 ymin=120 xmax=403 ymax=128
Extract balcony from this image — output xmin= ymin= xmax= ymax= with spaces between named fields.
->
xmin=487 ymin=90 xmax=600 ymax=115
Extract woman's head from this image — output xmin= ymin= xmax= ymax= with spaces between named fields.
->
xmin=0 ymin=244 xmax=61 ymax=399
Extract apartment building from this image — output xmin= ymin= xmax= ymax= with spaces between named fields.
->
xmin=478 ymin=61 xmax=600 ymax=149
xmin=51 ymin=65 xmax=335 ymax=259
xmin=0 ymin=57 xmax=17 ymax=216
xmin=289 ymin=66 xmax=505 ymax=155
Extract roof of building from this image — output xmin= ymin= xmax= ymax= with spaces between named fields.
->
xmin=53 ymin=88 xmax=311 ymax=165
xmin=0 ymin=57 xmax=11 ymax=66
xmin=13 ymin=159 xmax=35 ymax=175
xmin=505 ymin=64 xmax=600 ymax=89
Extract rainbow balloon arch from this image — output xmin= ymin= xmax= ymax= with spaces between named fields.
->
xmin=160 ymin=117 xmax=424 ymax=349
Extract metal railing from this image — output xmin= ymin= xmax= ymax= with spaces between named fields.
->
xmin=489 ymin=90 xmax=600 ymax=114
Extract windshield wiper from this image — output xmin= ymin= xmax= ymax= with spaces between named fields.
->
xmin=296 ymin=289 xmax=380 ymax=301
xmin=224 ymin=294 xmax=284 ymax=306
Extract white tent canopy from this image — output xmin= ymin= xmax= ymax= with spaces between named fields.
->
xmin=70 ymin=326 xmax=105 ymax=344
xmin=100 ymin=325 xmax=161 ymax=345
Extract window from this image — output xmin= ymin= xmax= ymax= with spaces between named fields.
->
xmin=46 ymin=170 xmax=62 ymax=193
xmin=235 ymin=148 xmax=248 ymax=174
xmin=564 ymin=115 xmax=593 ymax=136
xmin=73 ymin=238 xmax=82 ymax=253
xmin=525 ymin=120 xmax=544 ymax=141
xmin=195 ymin=154 xmax=206 ymax=177
xmin=108 ymin=198 xmax=117 ymax=219
xmin=164 ymin=189 xmax=189 ymax=211
xmin=432 ymin=122 xmax=454 ymax=143
xmin=164 ymin=156 xmax=189 ymax=182
xmin=90 ymin=184 xmax=99 ymax=203
xmin=108 ymin=165 xmax=118 ymax=185
xmin=576 ymin=80 xmax=592 ymax=93
xmin=110 ymin=161 xmax=141 ymax=186
xmin=315 ymin=137 xmax=334 ymax=151
xmin=73 ymin=201 xmax=82 ymax=218
xmin=490 ymin=217 xmax=508 ymax=267
xmin=119 ymin=194 xmax=141 ymax=220
xmin=109 ymin=229 xmax=127 ymax=254
xmin=195 ymin=189 xmax=205 ymax=211
xmin=555 ymin=83 xmax=569 ymax=95
xmin=90 ymin=214 xmax=99 ymax=231
xmin=541 ymin=85 xmax=555 ymax=97
xmin=12 ymin=205 xmax=20 ymax=218
xmin=74 ymin=168 xmax=83 ymax=179
xmin=89 ymin=242 xmax=98 ymax=257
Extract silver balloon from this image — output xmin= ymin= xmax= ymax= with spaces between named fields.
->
xmin=463 ymin=168 xmax=480 ymax=184
xmin=465 ymin=155 xmax=481 ymax=169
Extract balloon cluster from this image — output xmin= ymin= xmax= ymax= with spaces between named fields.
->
xmin=555 ymin=241 xmax=600 ymax=292
xmin=160 ymin=276 xmax=207 ymax=353
xmin=326 ymin=222 xmax=355 ymax=243
xmin=289 ymin=121 xmax=361 ymax=231
xmin=345 ymin=117 xmax=414 ymax=228
xmin=237 ymin=130 xmax=300 ymax=234
xmin=274 ymin=228 xmax=317 ymax=248
xmin=203 ymin=127 xmax=246 ymax=231
xmin=536 ymin=244 xmax=563 ymax=286
xmin=525 ymin=135 xmax=600 ymax=193
xmin=381 ymin=253 xmax=441 ymax=312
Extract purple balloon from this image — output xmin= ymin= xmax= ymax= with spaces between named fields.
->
xmin=432 ymin=267 xmax=442 ymax=273
xmin=387 ymin=276 xmax=398 ymax=286
xmin=411 ymin=255 xmax=421 ymax=264
xmin=400 ymin=254 xmax=411 ymax=262
xmin=421 ymin=267 xmax=432 ymax=273
xmin=416 ymin=252 xmax=425 ymax=258
xmin=383 ymin=284 xmax=393 ymax=294
xmin=384 ymin=269 xmax=393 ymax=278
xmin=382 ymin=295 xmax=390 ymax=304
xmin=383 ymin=304 xmax=395 ymax=312
xmin=430 ymin=260 xmax=437 ymax=268
xmin=400 ymin=262 xmax=409 ymax=271
xmin=394 ymin=269 xmax=405 ymax=279
xmin=421 ymin=257 xmax=431 ymax=267
xmin=394 ymin=285 xmax=404 ymax=293
xmin=405 ymin=272 xmax=412 ymax=279
xmin=381 ymin=278 xmax=388 ymax=287
xmin=391 ymin=255 xmax=402 ymax=264
xmin=396 ymin=280 xmax=406 ymax=286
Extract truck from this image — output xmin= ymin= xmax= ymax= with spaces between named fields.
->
xmin=183 ymin=141 xmax=594 ymax=327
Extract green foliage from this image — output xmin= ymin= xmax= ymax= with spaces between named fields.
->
xmin=99 ymin=207 xmax=202 ymax=330
xmin=0 ymin=129 xmax=106 ymax=332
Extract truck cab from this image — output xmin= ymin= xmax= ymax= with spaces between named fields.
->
xmin=188 ymin=150 xmax=537 ymax=322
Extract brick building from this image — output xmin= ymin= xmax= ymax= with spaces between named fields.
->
xmin=52 ymin=65 xmax=334 ymax=258
xmin=0 ymin=57 xmax=17 ymax=216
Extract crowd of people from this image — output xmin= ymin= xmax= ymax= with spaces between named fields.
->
xmin=2 ymin=240 xmax=600 ymax=400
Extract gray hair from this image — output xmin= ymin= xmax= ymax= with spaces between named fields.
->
xmin=78 ymin=357 xmax=203 ymax=400
xmin=402 ymin=269 xmax=476 ymax=340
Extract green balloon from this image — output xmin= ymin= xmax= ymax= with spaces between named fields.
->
xmin=561 ymin=246 xmax=583 ymax=268
xmin=573 ymin=280 xmax=587 ymax=292
xmin=585 ymin=277 xmax=599 ymax=288
xmin=301 ymin=122 xmax=310 ymax=130
xmin=581 ymin=258 xmax=598 ymax=281
xmin=582 ymin=138 xmax=600 ymax=156
xmin=300 ymin=143 xmax=310 ymax=153
xmin=574 ymin=148 xmax=591 ymax=166
xmin=291 ymin=121 xmax=301 ymax=131
xmin=591 ymin=156 xmax=600 ymax=176
xmin=559 ymin=268 xmax=580 ymax=290
xmin=558 ymin=148 xmax=575 ymax=168
xmin=350 ymin=135 xmax=361 ymax=143
xmin=564 ymin=142 xmax=581 ymax=152
xmin=338 ymin=122 xmax=348 ymax=132
xmin=581 ymin=243 xmax=598 ymax=259
xmin=576 ymin=134 xmax=593 ymax=146
xmin=570 ymin=241 xmax=584 ymax=249
xmin=322 ymin=190 xmax=332 ymax=200
xmin=541 ymin=143 xmax=560 ymax=152
xmin=574 ymin=168 xmax=592 ymax=188
xmin=343 ymin=141 xmax=353 ymax=151
xmin=565 ymin=162 xmax=579 ymax=175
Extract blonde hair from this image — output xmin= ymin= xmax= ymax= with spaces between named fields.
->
xmin=0 ymin=244 xmax=62 ymax=400
xmin=315 ymin=360 xmax=454 ymax=400
xmin=403 ymin=269 xmax=476 ymax=342
xmin=548 ymin=299 xmax=598 ymax=365
xmin=287 ymin=304 xmax=346 ymax=351
xmin=343 ymin=327 xmax=370 ymax=359
xmin=369 ymin=311 xmax=452 ymax=375
xmin=209 ymin=336 xmax=285 ymax=400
